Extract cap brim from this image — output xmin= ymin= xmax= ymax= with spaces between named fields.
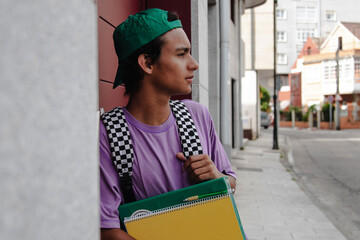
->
xmin=113 ymin=64 xmax=124 ymax=89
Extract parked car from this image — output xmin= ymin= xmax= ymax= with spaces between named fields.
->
xmin=261 ymin=112 xmax=272 ymax=129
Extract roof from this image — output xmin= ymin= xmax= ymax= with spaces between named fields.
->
xmin=291 ymin=37 xmax=321 ymax=69
xmin=341 ymin=22 xmax=360 ymax=40
xmin=320 ymin=21 xmax=360 ymax=49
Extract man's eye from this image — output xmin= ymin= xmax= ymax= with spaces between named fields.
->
xmin=178 ymin=53 xmax=185 ymax=57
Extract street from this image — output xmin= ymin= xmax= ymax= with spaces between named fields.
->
xmin=277 ymin=127 xmax=360 ymax=240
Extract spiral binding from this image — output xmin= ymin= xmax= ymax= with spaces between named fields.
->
xmin=124 ymin=193 xmax=230 ymax=224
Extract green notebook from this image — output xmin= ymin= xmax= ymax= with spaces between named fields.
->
xmin=118 ymin=177 xmax=246 ymax=240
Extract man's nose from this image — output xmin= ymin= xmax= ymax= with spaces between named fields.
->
xmin=188 ymin=55 xmax=199 ymax=70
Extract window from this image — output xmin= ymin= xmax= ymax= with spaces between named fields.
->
xmin=340 ymin=58 xmax=352 ymax=84
xmin=307 ymin=47 xmax=311 ymax=55
xmin=355 ymin=58 xmax=360 ymax=84
xmin=326 ymin=11 xmax=336 ymax=21
xmin=323 ymin=61 xmax=337 ymax=85
xmin=296 ymin=6 xmax=316 ymax=21
xmin=276 ymin=9 xmax=286 ymax=20
xmin=329 ymin=36 xmax=342 ymax=52
xmin=277 ymin=53 xmax=287 ymax=65
xmin=297 ymin=29 xmax=315 ymax=43
xmin=277 ymin=31 xmax=287 ymax=42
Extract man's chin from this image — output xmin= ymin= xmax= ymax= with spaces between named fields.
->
xmin=171 ymin=88 xmax=192 ymax=98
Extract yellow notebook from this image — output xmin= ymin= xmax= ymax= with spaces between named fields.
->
xmin=119 ymin=177 xmax=245 ymax=240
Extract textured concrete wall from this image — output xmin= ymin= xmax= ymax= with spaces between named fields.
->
xmin=208 ymin=3 xmax=221 ymax=133
xmin=191 ymin=0 xmax=209 ymax=108
xmin=242 ymin=0 xmax=274 ymax=71
xmin=0 ymin=1 xmax=99 ymax=239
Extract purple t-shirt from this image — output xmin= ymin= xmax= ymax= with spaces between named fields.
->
xmin=99 ymin=100 xmax=236 ymax=228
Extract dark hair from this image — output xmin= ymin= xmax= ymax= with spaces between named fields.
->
xmin=121 ymin=11 xmax=180 ymax=95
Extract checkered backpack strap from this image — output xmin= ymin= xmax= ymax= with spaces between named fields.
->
xmin=169 ymin=100 xmax=203 ymax=159
xmin=101 ymin=107 xmax=136 ymax=204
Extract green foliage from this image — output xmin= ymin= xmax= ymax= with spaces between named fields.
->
xmin=280 ymin=106 xmax=303 ymax=121
xmin=261 ymin=102 xmax=269 ymax=112
xmin=289 ymin=106 xmax=301 ymax=113
xmin=302 ymin=111 xmax=309 ymax=122
xmin=321 ymin=102 xmax=335 ymax=122
xmin=308 ymin=104 xmax=317 ymax=112
xmin=260 ymin=86 xmax=270 ymax=112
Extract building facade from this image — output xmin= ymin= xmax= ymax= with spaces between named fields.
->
xmin=301 ymin=22 xmax=360 ymax=124
xmin=241 ymin=0 xmax=274 ymax=138
xmin=276 ymin=0 xmax=360 ymax=81
xmin=290 ymin=37 xmax=321 ymax=109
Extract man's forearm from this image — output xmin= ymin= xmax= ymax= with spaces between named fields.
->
xmin=225 ymin=175 xmax=236 ymax=192
xmin=101 ymin=228 xmax=136 ymax=240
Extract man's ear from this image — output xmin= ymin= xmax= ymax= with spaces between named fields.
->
xmin=138 ymin=54 xmax=153 ymax=75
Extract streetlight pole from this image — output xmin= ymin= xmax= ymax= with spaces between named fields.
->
xmin=335 ymin=37 xmax=342 ymax=130
xmin=273 ymin=0 xmax=279 ymax=149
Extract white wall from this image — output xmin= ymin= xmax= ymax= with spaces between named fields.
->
xmin=242 ymin=70 xmax=259 ymax=138
xmin=242 ymin=0 xmax=274 ymax=71
xmin=0 ymin=1 xmax=99 ymax=239
xmin=191 ymin=0 xmax=209 ymax=108
xmin=208 ymin=2 xmax=221 ymax=132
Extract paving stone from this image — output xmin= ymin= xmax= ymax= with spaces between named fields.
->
xmin=231 ymin=133 xmax=346 ymax=240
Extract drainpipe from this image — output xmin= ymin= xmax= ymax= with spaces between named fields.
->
xmin=318 ymin=0 xmax=321 ymax=37
xmin=238 ymin=0 xmax=244 ymax=149
xmin=219 ymin=0 xmax=231 ymax=158
xmin=251 ymin=8 xmax=255 ymax=70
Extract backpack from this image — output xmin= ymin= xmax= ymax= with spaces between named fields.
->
xmin=101 ymin=100 xmax=203 ymax=204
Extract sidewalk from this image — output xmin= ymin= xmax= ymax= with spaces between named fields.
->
xmin=231 ymin=131 xmax=347 ymax=240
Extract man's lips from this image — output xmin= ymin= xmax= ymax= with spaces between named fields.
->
xmin=185 ymin=75 xmax=194 ymax=81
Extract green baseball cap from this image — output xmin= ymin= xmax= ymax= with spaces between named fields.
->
xmin=113 ymin=8 xmax=183 ymax=89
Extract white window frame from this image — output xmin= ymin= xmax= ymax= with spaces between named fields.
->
xmin=277 ymin=31 xmax=287 ymax=42
xmin=323 ymin=60 xmax=337 ymax=85
xmin=355 ymin=58 xmax=360 ymax=84
xmin=296 ymin=6 xmax=316 ymax=21
xmin=297 ymin=29 xmax=315 ymax=44
xmin=329 ymin=36 xmax=340 ymax=52
xmin=325 ymin=11 xmax=336 ymax=22
xmin=277 ymin=53 xmax=288 ymax=65
xmin=276 ymin=9 xmax=287 ymax=20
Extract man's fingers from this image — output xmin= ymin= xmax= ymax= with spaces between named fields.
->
xmin=183 ymin=155 xmax=207 ymax=171
xmin=192 ymin=171 xmax=218 ymax=183
xmin=176 ymin=152 xmax=187 ymax=161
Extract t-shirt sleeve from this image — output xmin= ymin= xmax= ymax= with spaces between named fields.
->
xmin=99 ymin=120 xmax=123 ymax=228
xmin=207 ymin=111 xmax=237 ymax=179
xmin=184 ymin=100 xmax=236 ymax=179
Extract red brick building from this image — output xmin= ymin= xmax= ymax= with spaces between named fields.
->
xmin=289 ymin=37 xmax=321 ymax=108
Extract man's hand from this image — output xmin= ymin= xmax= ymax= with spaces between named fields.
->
xmin=176 ymin=152 xmax=224 ymax=182
xmin=176 ymin=152 xmax=236 ymax=190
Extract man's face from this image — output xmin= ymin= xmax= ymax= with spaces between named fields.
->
xmin=149 ymin=28 xmax=199 ymax=96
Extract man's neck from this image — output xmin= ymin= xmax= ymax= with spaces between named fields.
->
xmin=126 ymin=90 xmax=172 ymax=126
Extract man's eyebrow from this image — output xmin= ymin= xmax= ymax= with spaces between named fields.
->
xmin=175 ymin=47 xmax=191 ymax=52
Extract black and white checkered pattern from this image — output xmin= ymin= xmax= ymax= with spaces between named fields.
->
xmin=102 ymin=100 xmax=203 ymax=180
xmin=169 ymin=100 xmax=203 ymax=159
xmin=101 ymin=107 xmax=134 ymax=177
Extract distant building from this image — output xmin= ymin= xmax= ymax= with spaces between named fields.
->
xmin=290 ymin=37 xmax=322 ymax=109
xmin=278 ymin=85 xmax=290 ymax=110
xmin=300 ymin=21 xmax=360 ymax=123
xmin=276 ymin=0 xmax=360 ymax=87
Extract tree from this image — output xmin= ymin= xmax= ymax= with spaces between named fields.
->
xmin=321 ymin=102 xmax=335 ymax=122
xmin=260 ymin=86 xmax=270 ymax=112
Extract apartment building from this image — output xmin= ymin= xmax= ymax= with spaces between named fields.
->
xmin=276 ymin=0 xmax=360 ymax=87
xmin=300 ymin=22 xmax=360 ymax=124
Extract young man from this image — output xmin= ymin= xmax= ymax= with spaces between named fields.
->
xmin=100 ymin=8 xmax=236 ymax=240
